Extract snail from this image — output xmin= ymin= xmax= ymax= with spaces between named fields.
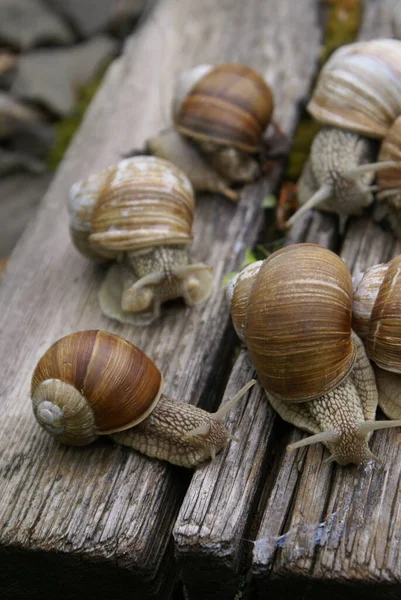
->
xmin=31 ymin=330 xmax=256 ymax=468
xmin=286 ymin=39 xmax=401 ymax=230
xmin=226 ymin=243 xmax=401 ymax=465
xmin=68 ymin=155 xmax=214 ymax=325
xmin=353 ymin=255 xmax=401 ymax=420
xmin=143 ymin=63 xmax=276 ymax=201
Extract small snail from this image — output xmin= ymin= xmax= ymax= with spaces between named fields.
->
xmin=144 ymin=63 xmax=275 ymax=201
xmin=68 ymin=155 xmax=213 ymax=325
xmin=31 ymin=330 xmax=255 ymax=468
xmin=287 ymin=40 xmax=401 ymax=230
xmin=226 ymin=244 xmax=401 ymax=465
xmin=353 ymin=255 xmax=401 ymax=420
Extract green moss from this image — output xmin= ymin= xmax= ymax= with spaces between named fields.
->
xmin=285 ymin=118 xmax=322 ymax=181
xmin=47 ymin=61 xmax=111 ymax=170
xmin=321 ymin=0 xmax=362 ymax=66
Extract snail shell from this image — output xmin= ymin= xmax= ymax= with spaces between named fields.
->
xmin=229 ymin=244 xmax=356 ymax=402
xmin=174 ymin=63 xmax=274 ymax=153
xmin=31 ymin=330 xmax=163 ymax=445
xmin=308 ymin=39 xmax=401 ymax=139
xmin=288 ymin=39 xmax=401 ymax=229
xmin=377 ymin=116 xmax=401 ymax=200
xmin=68 ymin=155 xmax=195 ymax=261
xmin=353 ymin=255 xmax=401 ymax=373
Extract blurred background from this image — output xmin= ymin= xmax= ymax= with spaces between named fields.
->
xmin=0 ymin=0 xmax=152 ymax=272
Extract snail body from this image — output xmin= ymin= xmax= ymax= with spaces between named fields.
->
xmin=68 ymin=155 xmax=213 ymax=325
xmin=353 ymin=255 xmax=401 ymax=419
xmin=145 ymin=63 xmax=275 ymax=200
xmin=31 ymin=330 xmax=255 ymax=468
xmin=227 ymin=244 xmax=401 ymax=465
xmin=288 ymin=40 xmax=401 ymax=230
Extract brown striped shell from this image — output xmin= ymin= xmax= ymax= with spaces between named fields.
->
xmin=68 ymin=156 xmax=195 ymax=258
xmin=308 ymin=39 xmax=401 ymax=139
xmin=174 ymin=64 xmax=274 ymax=153
xmin=352 ymin=255 xmax=401 ymax=373
xmin=230 ymin=244 xmax=356 ymax=402
xmin=377 ymin=116 xmax=401 ymax=197
xmin=31 ymin=330 xmax=163 ymax=445
xmin=228 ymin=261 xmax=263 ymax=344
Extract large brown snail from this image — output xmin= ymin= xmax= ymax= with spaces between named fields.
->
xmin=226 ymin=243 xmax=401 ymax=465
xmin=68 ymin=155 xmax=213 ymax=325
xmin=31 ymin=330 xmax=255 ymax=468
xmin=287 ymin=39 xmax=401 ymax=231
xmin=353 ymin=255 xmax=401 ymax=420
xmin=144 ymin=63 xmax=275 ymax=201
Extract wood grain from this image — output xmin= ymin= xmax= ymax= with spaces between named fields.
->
xmin=171 ymin=1 xmax=323 ymax=597
xmin=252 ymin=3 xmax=401 ymax=599
xmin=1 ymin=1 xmax=399 ymax=599
xmin=0 ymin=0 xmax=319 ymax=598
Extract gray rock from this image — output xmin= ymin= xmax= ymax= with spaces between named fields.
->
xmin=0 ymin=0 xmax=73 ymax=51
xmin=12 ymin=122 xmax=55 ymax=160
xmin=0 ymin=53 xmax=17 ymax=89
xmin=11 ymin=35 xmax=118 ymax=116
xmin=0 ymin=93 xmax=47 ymax=136
xmin=0 ymin=171 xmax=53 ymax=256
xmin=46 ymin=0 xmax=147 ymax=38
xmin=0 ymin=93 xmax=54 ymax=158
xmin=0 ymin=149 xmax=48 ymax=176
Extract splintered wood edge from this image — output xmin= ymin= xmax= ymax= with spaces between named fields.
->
xmin=173 ymin=352 xmax=276 ymax=599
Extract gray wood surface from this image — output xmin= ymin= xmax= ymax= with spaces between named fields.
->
xmin=1 ymin=1 xmax=400 ymax=599
xmin=0 ymin=0 xmax=320 ymax=598
xmin=174 ymin=2 xmax=401 ymax=600
xmin=252 ymin=3 xmax=401 ymax=599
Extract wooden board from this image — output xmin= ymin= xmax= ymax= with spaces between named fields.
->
xmin=0 ymin=0 xmax=320 ymax=598
xmin=1 ymin=0 xmax=400 ymax=599
xmin=252 ymin=3 xmax=401 ymax=599
xmin=174 ymin=2 xmax=401 ymax=599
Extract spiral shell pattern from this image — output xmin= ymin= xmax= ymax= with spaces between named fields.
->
xmin=175 ymin=63 xmax=274 ymax=153
xmin=31 ymin=330 xmax=163 ymax=435
xmin=239 ymin=244 xmax=356 ymax=402
xmin=69 ymin=156 xmax=195 ymax=254
xmin=308 ymin=39 xmax=401 ymax=139
xmin=353 ymin=256 xmax=401 ymax=373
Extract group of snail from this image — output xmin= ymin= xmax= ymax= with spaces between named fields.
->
xmin=31 ymin=39 xmax=401 ymax=469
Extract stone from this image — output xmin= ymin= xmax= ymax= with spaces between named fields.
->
xmin=0 ymin=93 xmax=54 ymax=158
xmin=11 ymin=35 xmax=118 ymax=116
xmin=0 ymin=171 xmax=53 ymax=257
xmin=46 ymin=0 xmax=147 ymax=38
xmin=0 ymin=149 xmax=47 ymax=176
xmin=0 ymin=0 xmax=73 ymax=51
xmin=0 ymin=53 xmax=17 ymax=89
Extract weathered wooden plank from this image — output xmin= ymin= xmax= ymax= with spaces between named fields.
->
xmin=252 ymin=3 xmax=401 ymax=598
xmin=174 ymin=217 xmax=341 ymax=600
xmin=172 ymin=3 xmax=324 ymax=596
xmin=173 ymin=352 xmax=273 ymax=600
xmin=252 ymin=224 xmax=401 ymax=599
xmin=0 ymin=0 xmax=318 ymax=598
